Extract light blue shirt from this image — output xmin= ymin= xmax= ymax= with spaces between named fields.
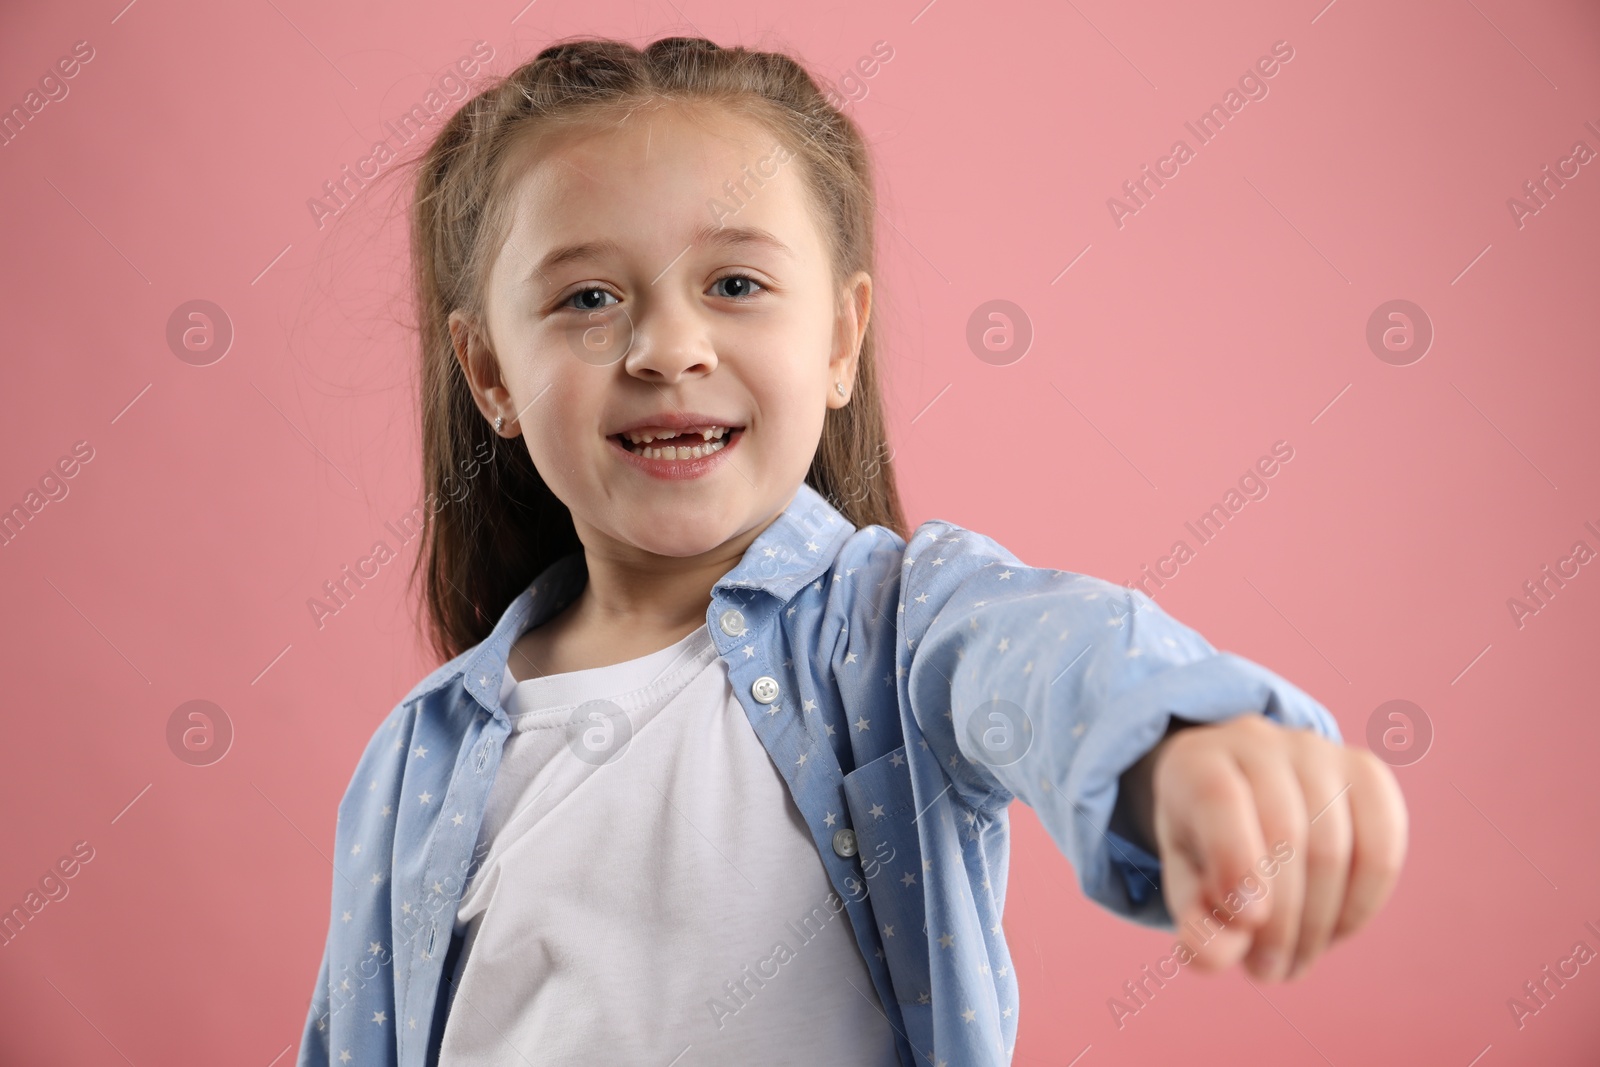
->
xmin=297 ymin=481 xmax=1342 ymax=1066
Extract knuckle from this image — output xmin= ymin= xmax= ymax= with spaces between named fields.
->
xmin=1234 ymin=712 xmax=1278 ymax=738
xmin=1303 ymin=831 xmax=1347 ymax=872
xmin=1352 ymin=746 xmax=1404 ymax=800
xmin=1347 ymin=843 xmax=1402 ymax=902
xmin=1272 ymin=827 xmax=1307 ymax=867
xmin=1284 ymin=719 xmax=1323 ymax=745
xmin=1368 ymin=841 xmax=1407 ymax=884
xmin=1188 ymin=766 xmax=1249 ymax=812
xmin=1335 ymin=899 xmax=1378 ymax=939
xmin=1348 ymin=745 xmax=1386 ymax=780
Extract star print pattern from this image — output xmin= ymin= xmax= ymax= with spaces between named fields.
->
xmin=297 ymin=482 xmax=1342 ymax=1067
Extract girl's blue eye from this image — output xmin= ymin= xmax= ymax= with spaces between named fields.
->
xmin=712 ymin=274 xmax=765 ymax=300
xmin=565 ymin=288 xmax=618 ymax=311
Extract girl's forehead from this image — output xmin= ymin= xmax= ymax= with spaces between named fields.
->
xmin=523 ymin=107 xmax=781 ymax=191
xmin=497 ymin=109 xmax=818 ymax=266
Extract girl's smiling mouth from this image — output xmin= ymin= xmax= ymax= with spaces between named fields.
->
xmin=606 ymin=421 xmax=746 ymax=480
xmin=614 ymin=424 xmax=737 ymax=458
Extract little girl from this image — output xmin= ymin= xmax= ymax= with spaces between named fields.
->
xmin=297 ymin=35 xmax=1406 ymax=1067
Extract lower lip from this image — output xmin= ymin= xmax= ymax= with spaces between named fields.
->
xmin=607 ymin=430 xmax=744 ymax=481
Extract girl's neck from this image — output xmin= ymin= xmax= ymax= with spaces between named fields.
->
xmin=570 ymin=549 xmax=732 ymax=634
xmin=510 ymin=509 xmax=782 ymax=680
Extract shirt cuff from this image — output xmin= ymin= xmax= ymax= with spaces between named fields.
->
xmin=1105 ymin=826 xmax=1163 ymax=900
xmin=1058 ymin=652 xmax=1344 ymax=930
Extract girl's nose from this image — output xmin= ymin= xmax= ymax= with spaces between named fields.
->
xmin=622 ymin=301 xmax=719 ymax=383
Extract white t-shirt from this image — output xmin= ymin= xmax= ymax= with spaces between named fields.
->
xmin=435 ymin=624 xmax=901 ymax=1067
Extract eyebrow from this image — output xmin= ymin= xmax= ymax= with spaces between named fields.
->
xmin=525 ymin=224 xmax=795 ymax=286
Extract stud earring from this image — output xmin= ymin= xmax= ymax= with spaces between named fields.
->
xmin=494 ymin=415 xmax=504 ymax=433
xmin=835 ymin=382 xmax=846 ymax=397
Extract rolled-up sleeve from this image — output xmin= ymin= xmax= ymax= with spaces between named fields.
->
xmin=897 ymin=521 xmax=1343 ymax=930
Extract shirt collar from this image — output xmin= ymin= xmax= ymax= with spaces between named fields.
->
xmin=459 ymin=481 xmax=855 ymax=719
xmin=459 ymin=550 xmax=588 ymax=718
xmin=710 ymin=480 xmax=855 ymax=601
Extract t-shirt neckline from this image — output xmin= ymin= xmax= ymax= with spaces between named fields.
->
xmin=497 ymin=623 xmax=715 ymax=719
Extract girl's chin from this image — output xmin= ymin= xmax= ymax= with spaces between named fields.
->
xmin=600 ymin=510 xmax=743 ymax=560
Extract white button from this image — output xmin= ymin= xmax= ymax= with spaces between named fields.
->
xmin=751 ymin=676 xmax=780 ymax=704
xmin=832 ymin=828 xmax=858 ymax=858
xmin=718 ymin=608 xmax=747 ymax=637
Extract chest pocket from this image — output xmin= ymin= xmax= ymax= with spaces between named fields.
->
xmin=840 ymin=743 xmax=931 ymax=1006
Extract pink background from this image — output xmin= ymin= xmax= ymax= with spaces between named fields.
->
xmin=3 ymin=0 xmax=1598 ymax=1063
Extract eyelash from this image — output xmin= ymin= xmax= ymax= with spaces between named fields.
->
xmin=560 ymin=273 xmax=767 ymax=311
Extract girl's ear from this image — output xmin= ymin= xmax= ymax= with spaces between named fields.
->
xmin=449 ymin=310 xmax=514 ymax=430
xmin=828 ymin=270 xmax=873 ymax=409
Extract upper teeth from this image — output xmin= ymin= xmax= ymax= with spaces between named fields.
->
xmin=622 ymin=426 xmax=731 ymax=444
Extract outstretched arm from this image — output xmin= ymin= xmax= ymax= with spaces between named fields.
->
xmin=894 ymin=519 xmax=1407 ymax=982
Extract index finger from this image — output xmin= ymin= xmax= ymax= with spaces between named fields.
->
xmin=1158 ymin=739 xmax=1274 ymax=971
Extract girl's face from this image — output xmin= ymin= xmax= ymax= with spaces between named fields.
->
xmin=453 ymin=103 xmax=871 ymax=566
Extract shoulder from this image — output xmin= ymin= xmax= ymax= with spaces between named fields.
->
xmin=397 ymin=643 xmax=478 ymax=708
xmin=333 ymin=645 xmax=479 ymax=824
xmin=822 ymin=516 xmax=1106 ymax=637
xmin=360 ymin=643 xmax=480 ymax=778
xmin=830 ymin=515 xmax=1015 ymax=580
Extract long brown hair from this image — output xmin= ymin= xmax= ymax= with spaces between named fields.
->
xmin=408 ymin=35 xmax=907 ymax=662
